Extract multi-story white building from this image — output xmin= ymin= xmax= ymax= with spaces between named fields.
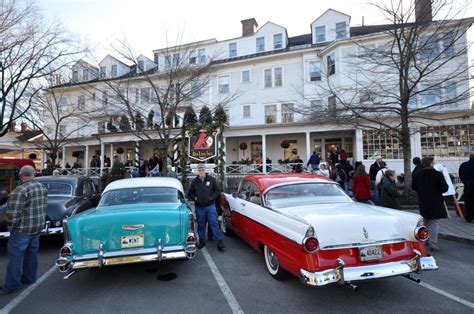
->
xmin=33 ymin=2 xmax=473 ymax=176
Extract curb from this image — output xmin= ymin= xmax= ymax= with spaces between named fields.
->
xmin=439 ymin=233 xmax=474 ymax=246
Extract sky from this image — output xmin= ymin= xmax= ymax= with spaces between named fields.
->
xmin=36 ymin=0 xmax=474 ymax=62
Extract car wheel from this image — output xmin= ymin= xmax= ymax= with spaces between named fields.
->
xmin=220 ymin=215 xmax=233 ymax=236
xmin=263 ymin=245 xmax=288 ymax=280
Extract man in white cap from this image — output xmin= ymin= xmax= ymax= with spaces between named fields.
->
xmin=188 ymin=164 xmax=225 ymax=251
xmin=369 ymin=155 xmax=384 ymax=204
xmin=1 ymin=165 xmax=47 ymax=295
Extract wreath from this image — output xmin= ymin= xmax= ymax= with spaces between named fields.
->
xmin=280 ymin=140 xmax=290 ymax=149
xmin=239 ymin=142 xmax=248 ymax=150
xmin=72 ymin=151 xmax=82 ymax=158
xmin=116 ymin=147 xmax=124 ymax=154
xmin=28 ymin=153 xmax=37 ymax=160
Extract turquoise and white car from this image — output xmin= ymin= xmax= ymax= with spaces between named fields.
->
xmin=55 ymin=178 xmax=196 ymax=279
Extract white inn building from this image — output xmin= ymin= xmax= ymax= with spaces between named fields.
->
xmin=29 ymin=3 xmax=473 ymax=177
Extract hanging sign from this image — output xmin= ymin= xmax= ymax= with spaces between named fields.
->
xmin=189 ymin=130 xmax=218 ymax=161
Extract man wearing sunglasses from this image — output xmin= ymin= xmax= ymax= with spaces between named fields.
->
xmin=188 ymin=164 xmax=225 ymax=251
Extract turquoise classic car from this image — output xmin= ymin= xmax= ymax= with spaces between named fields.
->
xmin=55 ymin=177 xmax=196 ymax=278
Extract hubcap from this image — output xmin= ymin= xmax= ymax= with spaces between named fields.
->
xmin=267 ymin=248 xmax=278 ymax=270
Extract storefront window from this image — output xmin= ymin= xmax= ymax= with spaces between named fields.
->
xmin=420 ymin=124 xmax=473 ymax=157
xmin=363 ymin=129 xmax=403 ymax=159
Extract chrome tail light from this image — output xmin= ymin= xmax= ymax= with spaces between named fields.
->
xmin=302 ymin=227 xmax=319 ymax=253
xmin=415 ymin=226 xmax=430 ymax=241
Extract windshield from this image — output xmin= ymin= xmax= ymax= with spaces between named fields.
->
xmin=98 ymin=187 xmax=182 ymax=207
xmin=40 ymin=182 xmax=73 ymax=196
xmin=264 ymin=182 xmax=352 ymax=209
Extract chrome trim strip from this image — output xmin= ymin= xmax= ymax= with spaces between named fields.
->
xmin=0 ymin=231 xmax=10 ymax=238
xmin=321 ymin=238 xmax=406 ymax=250
xmin=300 ymin=254 xmax=438 ymax=286
xmin=73 ymin=245 xmax=187 ymax=260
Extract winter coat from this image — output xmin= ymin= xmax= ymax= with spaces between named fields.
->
xmin=411 ymin=168 xmax=449 ymax=219
xmin=352 ymin=174 xmax=372 ymax=201
xmin=307 ymin=154 xmax=320 ymax=167
xmin=188 ymin=174 xmax=220 ymax=207
xmin=369 ymin=161 xmax=383 ymax=180
xmin=380 ymin=177 xmax=402 ymax=209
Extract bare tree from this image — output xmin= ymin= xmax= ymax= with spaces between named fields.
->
xmin=93 ymin=38 xmax=238 ymax=174
xmin=0 ymin=0 xmax=86 ymax=136
xmin=297 ymin=0 xmax=473 ymax=194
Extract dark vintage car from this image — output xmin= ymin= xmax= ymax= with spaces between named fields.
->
xmin=0 ymin=176 xmax=100 ymax=239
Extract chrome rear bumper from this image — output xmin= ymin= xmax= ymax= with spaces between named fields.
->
xmin=300 ymin=251 xmax=438 ymax=286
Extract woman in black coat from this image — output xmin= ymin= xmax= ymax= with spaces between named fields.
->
xmin=380 ymin=170 xmax=402 ymax=209
xmin=411 ymin=157 xmax=448 ymax=251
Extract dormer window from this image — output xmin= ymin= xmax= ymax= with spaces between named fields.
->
xmin=198 ymin=49 xmax=206 ymax=64
xmin=273 ymin=33 xmax=283 ymax=49
xmin=336 ymin=22 xmax=347 ymax=39
xmin=111 ymin=65 xmax=117 ymax=77
xmin=229 ymin=43 xmax=237 ymax=58
xmin=100 ymin=66 xmax=106 ymax=78
xmin=83 ymin=69 xmax=89 ymax=81
xmin=138 ymin=60 xmax=145 ymax=71
xmin=72 ymin=70 xmax=78 ymax=82
xmin=315 ymin=26 xmax=325 ymax=43
xmin=256 ymin=37 xmax=265 ymax=52
xmin=189 ymin=50 xmax=196 ymax=64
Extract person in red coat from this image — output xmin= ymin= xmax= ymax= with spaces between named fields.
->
xmin=352 ymin=164 xmax=372 ymax=203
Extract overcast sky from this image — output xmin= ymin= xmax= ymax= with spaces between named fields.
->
xmin=36 ymin=0 xmax=474 ymax=61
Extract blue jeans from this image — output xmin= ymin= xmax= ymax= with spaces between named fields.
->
xmin=195 ymin=204 xmax=222 ymax=243
xmin=4 ymin=231 xmax=40 ymax=291
xmin=371 ymin=180 xmax=380 ymax=204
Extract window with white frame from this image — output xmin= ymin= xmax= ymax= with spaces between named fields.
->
xmin=264 ymin=105 xmax=277 ymax=124
xmin=218 ymin=75 xmax=230 ymax=94
xmin=256 ymin=37 xmax=265 ymax=52
xmin=442 ymin=31 xmax=455 ymax=58
xmin=420 ymin=124 xmax=473 ymax=157
xmin=189 ymin=50 xmax=196 ymax=64
xmin=243 ymin=105 xmax=251 ymax=118
xmin=264 ymin=67 xmax=283 ymax=88
xmin=102 ymin=91 xmax=108 ymax=105
xmin=76 ymin=125 xmax=85 ymax=137
xmin=98 ymin=121 xmax=106 ymax=134
xmin=198 ymin=49 xmax=206 ymax=64
xmin=141 ymin=87 xmax=150 ymax=104
xmin=336 ymin=22 xmax=347 ymax=39
xmin=59 ymin=124 xmax=67 ymax=138
xmin=82 ymin=69 xmax=89 ymax=81
xmin=273 ymin=33 xmax=283 ymax=49
xmin=363 ymin=129 xmax=404 ymax=159
xmin=328 ymin=95 xmax=337 ymax=117
xmin=72 ymin=70 xmax=78 ymax=82
xmin=111 ymin=65 xmax=117 ymax=77
xmin=229 ymin=43 xmax=237 ymax=58
xmin=309 ymin=61 xmax=321 ymax=81
xmin=241 ymin=70 xmax=250 ymax=83
xmin=191 ymin=80 xmax=203 ymax=98
xmin=100 ymin=66 xmax=106 ymax=78
xmin=327 ymin=53 xmax=335 ymax=76
xmin=58 ymin=97 xmax=67 ymax=113
xmin=315 ymin=26 xmax=325 ymax=43
xmin=420 ymin=85 xmax=442 ymax=108
xmin=173 ymin=53 xmax=180 ymax=67
xmin=281 ymin=103 xmax=294 ymax=123
xmin=165 ymin=55 xmax=172 ymax=69
xmin=445 ymin=83 xmax=457 ymax=103
xmin=78 ymin=95 xmax=85 ymax=110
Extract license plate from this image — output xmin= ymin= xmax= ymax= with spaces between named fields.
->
xmin=359 ymin=245 xmax=383 ymax=261
xmin=121 ymin=234 xmax=144 ymax=248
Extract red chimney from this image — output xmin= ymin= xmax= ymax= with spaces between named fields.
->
xmin=241 ymin=18 xmax=258 ymax=36
xmin=415 ymin=0 xmax=432 ymax=23
xmin=20 ymin=122 xmax=28 ymax=132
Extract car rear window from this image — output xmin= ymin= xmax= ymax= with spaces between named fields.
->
xmin=40 ymin=182 xmax=73 ymax=196
xmin=98 ymin=187 xmax=182 ymax=207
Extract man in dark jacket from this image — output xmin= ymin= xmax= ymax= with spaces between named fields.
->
xmin=412 ymin=157 xmax=422 ymax=177
xmin=412 ymin=157 xmax=449 ymax=252
xmin=188 ymin=164 xmax=225 ymax=251
xmin=369 ymin=156 xmax=384 ymax=204
xmin=307 ymin=151 xmax=320 ymax=173
xmin=459 ymin=153 xmax=474 ymax=223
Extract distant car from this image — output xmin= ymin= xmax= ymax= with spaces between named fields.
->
xmin=0 ymin=176 xmax=100 ymax=239
xmin=55 ymin=178 xmax=197 ymax=279
xmin=220 ymin=174 xmax=438 ymax=290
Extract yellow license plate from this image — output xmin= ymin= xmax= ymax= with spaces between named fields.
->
xmin=121 ymin=234 xmax=144 ymax=248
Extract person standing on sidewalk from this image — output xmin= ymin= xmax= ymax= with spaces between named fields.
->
xmin=412 ymin=157 xmax=448 ymax=252
xmin=307 ymin=151 xmax=320 ymax=173
xmin=459 ymin=153 xmax=474 ymax=223
xmin=1 ymin=166 xmax=47 ymax=295
xmin=380 ymin=170 xmax=402 ymax=210
xmin=369 ymin=156 xmax=384 ymax=204
xmin=188 ymin=164 xmax=225 ymax=251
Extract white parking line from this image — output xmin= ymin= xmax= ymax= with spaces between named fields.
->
xmin=417 ymin=281 xmax=474 ymax=309
xmin=0 ymin=265 xmax=56 ymax=314
xmin=201 ymin=248 xmax=244 ymax=314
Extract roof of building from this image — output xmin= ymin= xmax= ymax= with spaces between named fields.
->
xmin=16 ymin=130 xmax=42 ymax=142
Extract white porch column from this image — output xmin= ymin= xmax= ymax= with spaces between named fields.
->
xmin=62 ymin=146 xmax=66 ymax=167
xmin=100 ymin=142 xmax=105 ymax=176
xmin=110 ymin=144 xmax=114 ymax=167
xmin=305 ymin=131 xmax=311 ymax=163
xmin=411 ymin=128 xmax=422 ymax=159
xmin=355 ymin=129 xmax=364 ymax=162
xmin=20 ymin=149 xmax=24 ymax=159
xmin=40 ymin=149 xmax=45 ymax=170
xmin=134 ymin=140 xmax=140 ymax=168
xmin=223 ymin=136 xmax=227 ymax=174
xmin=85 ymin=145 xmax=90 ymax=174
xmin=321 ymin=138 xmax=326 ymax=162
xmin=262 ymin=134 xmax=267 ymax=174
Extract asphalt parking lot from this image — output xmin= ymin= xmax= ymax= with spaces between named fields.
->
xmin=0 ymin=234 xmax=473 ymax=313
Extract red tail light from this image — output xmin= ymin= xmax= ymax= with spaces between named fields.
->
xmin=60 ymin=245 xmax=72 ymax=256
xmin=303 ymin=237 xmax=319 ymax=253
xmin=187 ymin=235 xmax=196 ymax=243
xmin=415 ymin=226 xmax=430 ymax=241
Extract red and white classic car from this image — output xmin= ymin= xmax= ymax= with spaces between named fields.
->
xmin=220 ymin=174 xmax=438 ymax=290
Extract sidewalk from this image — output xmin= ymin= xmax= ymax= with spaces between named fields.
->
xmin=402 ymin=207 xmax=474 ymax=245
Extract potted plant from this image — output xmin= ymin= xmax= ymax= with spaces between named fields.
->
xmin=28 ymin=153 xmax=37 ymax=160
xmin=116 ymin=147 xmax=124 ymax=154
xmin=239 ymin=142 xmax=248 ymax=150
xmin=280 ymin=140 xmax=290 ymax=149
